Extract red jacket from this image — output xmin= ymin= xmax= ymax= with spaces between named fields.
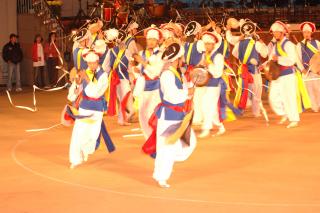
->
xmin=44 ymin=42 xmax=59 ymax=59
xmin=32 ymin=43 xmax=43 ymax=62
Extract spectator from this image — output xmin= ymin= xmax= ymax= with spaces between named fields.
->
xmin=45 ymin=32 xmax=59 ymax=86
xmin=2 ymin=33 xmax=23 ymax=92
xmin=32 ymin=34 xmax=49 ymax=88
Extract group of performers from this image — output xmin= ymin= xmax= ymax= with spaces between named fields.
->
xmin=64 ymin=17 xmax=320 ymax=188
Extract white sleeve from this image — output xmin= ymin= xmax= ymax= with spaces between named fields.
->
xmin=102 ymin=50 xmax=111 ymax=73
xmin=144 ymin=54 xmax=164 ymax=79
xmin=67 ymin=81 xmax=81 ymax=102
xmin=160 ymin=71 xmax=188 ymax=104
xmin=208 ymin=53 xmax=224 ymax=78
xmin=295 ymin=43 xmax=305 ymax=71
xmin=226 ymin=30 xmax=240 ymax=46
xmin=84 ymin=72 xmax=109 ymax=98
xmin=277 ymin=41 xmax=296 ymax=66
xmin=196 ymin=40 xmax=205 ymax=52
xmin=255 ymin=41 xmax=268 ymax=58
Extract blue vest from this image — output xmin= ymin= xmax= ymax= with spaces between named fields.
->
xmin=110 ymin=47 xmax=129 ymax=80
xmin=275 ymin=39 xmax=294 ymax=76
xmin=217 ymin=39 xmax=230 ymax=59
xmin=80 ymin=68 xmax=107 ymax=112
xmin=99 ymin=47 xmax=108 ymax=66
xmin=206 ymin=51 xmax=223 ymax=87
xmin=301 ymin=39 xmax=318 ymax=69
xmin=156 ymin=71 xmax=186 ymax=121
xmin=141 ymin=49 xmax=160 ymax=91
xmin=184 ymin=41 xmax=203 ymax=66
xmin=73 ymin=48 xmax=88 ymax=70
xmin=238 ymin=39 xmax=260 ymax=74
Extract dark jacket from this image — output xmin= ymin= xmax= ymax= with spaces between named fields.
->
xmin=2 ymin=42 xmax=23 ymax=64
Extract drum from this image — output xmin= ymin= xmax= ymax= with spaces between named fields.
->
xmin=104 ymin=8 xmax=113 ymax=22
xmin=190 ymin=67 xmax=211 ymax=87
xmin=264 ymin=60 xmax=281 ymax=81
xmin=309 ymin=52 xmax=320 ymax=74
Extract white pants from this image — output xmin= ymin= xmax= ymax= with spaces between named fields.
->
xmin=117 ymin=79 xmax=133 ymax=123
xmin=304 ymin=72 xmax=320 ymax=112
xmin=201 ymin=86 xmax=223 ymax=130
xmin=153 ymin=114 xmax=197 ymax=182
xmin=69 ymin=108 xmax=103 ymax=166
xmin=248 ymin=73 xmax=263 ymax=116
xmin=192 ymin=87 xmax=206 ymax=124
xmin=269 ymin=73 xmax=300 ymax=122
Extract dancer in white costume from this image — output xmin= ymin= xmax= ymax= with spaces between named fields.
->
xmin=296 ymin=22 xmax=320 ymax=113
xmin=268 ymin=21 xmax=300 ymax=128
xmin=132 ymin=27 xmax=164 ymax=139
xmin=198 ymin=32 xmax=226 ymax=138
xmin=68 ymin=50 xmax=108 ymax=169
xmin=152 ymin=42 xmax=197 ymax=188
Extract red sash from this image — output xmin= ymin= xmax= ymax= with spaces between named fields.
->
xmin=238 ymin=64 xmax=253 ymax=110
xmin=142 ymin=103 xmax=185 ymax=155
xmin=107 ymin=70 xmax=120 ymax=116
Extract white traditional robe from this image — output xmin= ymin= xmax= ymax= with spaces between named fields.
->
xmin=153 ymin=69 xmax=197 ymax=182
xmin=68 ymin=67 xmax=108 ymax=166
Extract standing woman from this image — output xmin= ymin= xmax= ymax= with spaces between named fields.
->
xmin=45 ymin=32 xmax=59 ymax=86
xmin=32 ymin=34 xmax=48 ymax=88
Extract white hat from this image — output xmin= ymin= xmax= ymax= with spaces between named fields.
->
xmin=93 ymin=39 xmax=106 ymax=55
xmin=127 ymin=21 xmax=139 ymax=32
xmin=270 ymin=21 xmax=288 ymax=33
xmin=201 ymin=31 xmax=219 ymax=43
xmin=145 ymin=27 xmax=163 ymax=40
xmin=105 ymin=28 xmax=119 ymax=42
xmin=162 ymin=29 xmax=175 ymax=40
xmin=83 ymin=50 xmax=99 ymax=63
xmin=300 ymin=22 xmax=316 ymax=32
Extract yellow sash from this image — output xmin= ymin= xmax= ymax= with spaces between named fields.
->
xmin=242 ymin=39 xmax=255 ymax=64
xmin=112 ymin=48 xmax=126 ymax=70
xmin=77 ymin=49 xmax=84 ymax=70
xmin=276 ymin=41 xmax=287 ymax=57
xmin=186 ymin=43 xmax=194 ymax=65
xmin=223 ymin=39 xmax=228 ymax=57
xmin=306 ymin=41 xmax=319 ymax=54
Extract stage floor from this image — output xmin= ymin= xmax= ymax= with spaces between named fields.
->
xmin=1 ymin=88 xmax=320 ymax=213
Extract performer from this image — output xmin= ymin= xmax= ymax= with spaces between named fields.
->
xmin=183 ymin=21 xmax=206 ymax=124
xmin=68 ymin=50 xmax=109 ymax=169
xmin=103 ymin=29 xmax=134 ymax=125
xmin=131 ymin=26 xmax=164 ymax=139
xmin=198 ymin=32 xmax=225 ymax=138
xmin=125 ymin=21 xmax=139 ymax=55
xmin=72 ymin=28 xmax=90 ymax=71
xmin=152 ymin=42 xmax=196 ymax=188
xmin=296 ymin=22 xmax=320 ymax=113
xmin=268 ymin=21 xmax=300 ymax=128
xmin=232 ymin=20 xmax=268 ymax=117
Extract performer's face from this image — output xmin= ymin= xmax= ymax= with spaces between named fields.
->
xmin=146 ymin=38 xmax=158 ymax=49
xmin=204 ymin=42 xmax=215 ymax=52
xmin=88 ymin=61 xmax=99 ymax=71
xmin=131 ymin=28 xmax=137 ymax=35
xmin=303 ymin=31 xmax=312 ymax=40
xmin=80 ymin=39 xmax=88 ymax=48
xmin=273 ymin=31 xmax=284 ymax=41
xmin=215 ymin=26 xmax=222 ymax=34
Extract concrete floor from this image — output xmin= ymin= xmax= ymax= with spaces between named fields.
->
xmin=0 ymin=87 xmax=320 ymax=213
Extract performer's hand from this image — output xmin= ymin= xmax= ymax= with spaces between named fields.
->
xmin=78 ymin=70 xmax=89 ymax=83
xmin=272 ymin=55 xmax=278 ymax=61
xmin=226 ymin=25 xmax=231 ymax=31
xmin=133 ymin=54 xmax=143 ymax=64
xmin=210 ymin=21 xmax=216 ymax=29
xmin=188 ymin=87 xmax=195 ymax=97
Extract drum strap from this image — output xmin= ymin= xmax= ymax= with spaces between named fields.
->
xmin=186 ymin=43 xmax=194 ymax=65
xmin=77 ymin=49 xmax=84 ymax=70
xmin=306 ymin=41 xmax=318 ymax=54
xmin=242 ymin=39 xmax=255 ymax=64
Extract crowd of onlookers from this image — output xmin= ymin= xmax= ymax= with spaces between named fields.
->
xmin=2 ymin=32 xmax=60 ymax=92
